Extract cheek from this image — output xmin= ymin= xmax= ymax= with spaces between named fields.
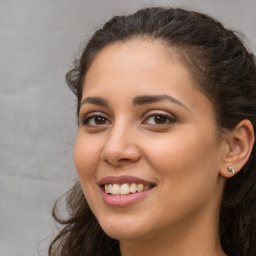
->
xmin=73 ymin=133 xmax=101 ymax=179
xmin=142 ymin=130 xmax=221 ymax=221
xmin=73 ymin=133 xmax=104 ymax=212
xmin=143 ymin=126 xmax=221 ymax=188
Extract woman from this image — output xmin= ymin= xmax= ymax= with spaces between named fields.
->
xmin=49 ymin=7 xmax=256 ymax=256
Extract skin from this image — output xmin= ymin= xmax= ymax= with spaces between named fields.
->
xmin=74 ymin=39 xmax=229 ymax=255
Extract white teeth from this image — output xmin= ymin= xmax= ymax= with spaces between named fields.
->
xmin=130 ymin=183 xmax=137 ymax=193
xmin=120 ymin=183 xmax=130 ymax=195
xmin=104 ymin=184 xmax=109 ymax=193
xmin=112 ymin=184 xmax=120 ymax=195
xmin=104 ymin=183 xmax=152 ymax=195
xmin=109 ymin=184 xmax=113 ymax=194
xmin=137 ymin=184 xmax=144 ymax=192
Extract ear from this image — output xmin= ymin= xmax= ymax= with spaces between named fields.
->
xmin=220 ymin=119 xmax=255 ymax=178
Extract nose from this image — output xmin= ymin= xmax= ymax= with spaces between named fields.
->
xmin=100 ymin=124 xmax=141 ymax=166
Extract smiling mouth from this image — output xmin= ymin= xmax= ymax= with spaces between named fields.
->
xmin=103 ymin=183 xmax=154 ymax=196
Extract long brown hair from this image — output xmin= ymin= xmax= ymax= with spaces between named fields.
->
xmin=49 ymin=7 xmax=256 ymax=256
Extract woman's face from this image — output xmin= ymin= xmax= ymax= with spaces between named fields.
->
xmin=74 ymin=40 xmax=225 ymax=242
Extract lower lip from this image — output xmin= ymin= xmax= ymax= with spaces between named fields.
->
xmin=101 ymin=187 xmax=154 ymax=207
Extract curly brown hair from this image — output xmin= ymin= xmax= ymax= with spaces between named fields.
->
xmin=49 ymin=7 xmax=256 ymax=256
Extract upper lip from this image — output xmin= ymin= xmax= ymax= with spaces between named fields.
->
xmin=98 ymin=175 xmax=156 ymax=186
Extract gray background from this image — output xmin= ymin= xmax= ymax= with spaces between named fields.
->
xmin=0 ymin=0 xmax=255 ymax=255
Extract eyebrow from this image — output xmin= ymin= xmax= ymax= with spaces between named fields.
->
xmin=133 ymin=94 xmax=189 ymax=110
xmin=79 ymin=94 xmax=189 ymax=111
xmin=79 ymin=96 xmax=109 ymax=108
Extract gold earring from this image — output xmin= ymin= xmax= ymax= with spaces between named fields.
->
xmin=227 ymin=166 xmax=235 ymax=174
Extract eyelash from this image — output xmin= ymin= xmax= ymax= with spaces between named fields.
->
xmin=80 ymin=112 xmax=176 ymax=127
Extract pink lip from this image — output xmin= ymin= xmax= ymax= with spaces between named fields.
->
xmin=98 ymin=175 xmax=156 ymax=207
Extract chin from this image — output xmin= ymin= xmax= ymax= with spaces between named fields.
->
xmin=98 ymin=215 xmax=147 ymax=241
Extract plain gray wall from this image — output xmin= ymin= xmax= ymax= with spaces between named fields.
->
xmin=0 ymin=0 xmax=255 ymax=255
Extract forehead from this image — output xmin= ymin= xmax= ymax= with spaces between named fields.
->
xmin=87 ymin=39 xmax=182 ymax=77
xmin=83 ymin=39 xmax=196 ymax=99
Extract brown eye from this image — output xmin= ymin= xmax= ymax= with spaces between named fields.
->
xmin=143 ymin=114 xmax=176 ymax=125
xmin=154 ymin=115 xmax=168 ymax=124
xmin=82 ymin=115 xmax=111 ymax=126
xmin=94 ymin=116 xmax=107 ymax=125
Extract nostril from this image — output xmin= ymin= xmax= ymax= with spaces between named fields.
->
xmin=118 ymin=158 xmax=134 ymax=162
